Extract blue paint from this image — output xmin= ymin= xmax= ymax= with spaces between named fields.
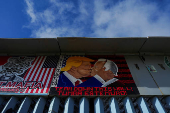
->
xmin=94 ymin=97 xmax=104 ymax=113
xmin=151 ymin=97 xmax=166 ymax=113
xmin=137 ymin=97 xmax=151 ymax=113
xmin=33 ymin=97 xmax=46 ymax=113
xmin=79 ymin=97 xmax=89 ymax=113
xmin=110 ymin=97 xmax=120 ymax=113
xmin=17 ymin=96 xmax=32 ymax=113
xmin=64 ymin=97 xmax=74 ymax=113
xmin=48 ymin=97 xmax=60 ymax=113
xmin=1 ymin=96 xmax=18 ymax=113
xmin=123 ymin=97 xmax=135 ymax=113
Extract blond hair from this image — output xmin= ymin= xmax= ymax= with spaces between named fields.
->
xmin=61 ymin=56 xmax=94 ymax=71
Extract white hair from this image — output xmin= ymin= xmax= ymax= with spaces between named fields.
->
xmin=97 ymin=59 xmax=118 ymax=76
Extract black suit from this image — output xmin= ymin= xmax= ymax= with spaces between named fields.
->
xmin=106 ymin=80 xmax=125 ymax=87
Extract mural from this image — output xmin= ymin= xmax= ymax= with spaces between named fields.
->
xmin=50 ymin=55 xmax=139 ymax=96
xmin=0 ymin=56 xmax=59 ymax=95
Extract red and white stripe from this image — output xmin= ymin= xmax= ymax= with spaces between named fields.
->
xmin=23 ymin=56 xmax=55 ymax=94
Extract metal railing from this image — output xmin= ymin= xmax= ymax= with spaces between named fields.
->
xmin=0 ymin=95 xmax=169 ymax=113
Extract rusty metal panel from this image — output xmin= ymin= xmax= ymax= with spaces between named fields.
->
xmin=58 ymin=37 xmax=147 ymax=54
xmin=125 ymin=56 xmax=162 ymax=95
xmin=142 ymin=56 xmax=170 ymax=95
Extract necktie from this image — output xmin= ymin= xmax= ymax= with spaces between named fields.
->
xmin=75 ymin=80 xmax=80 ymax=86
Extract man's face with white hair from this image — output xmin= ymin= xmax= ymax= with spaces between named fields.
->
xmin=91 ymin=60 xmax=115 ymax=81
xmin=91 ymin=61 xmax=105 ymax=76
xmin=104 ymin=69 xmax=115 ymax=81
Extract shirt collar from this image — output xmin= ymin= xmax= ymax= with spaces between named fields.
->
xmin=93 ymin=74 xmax=118 ymax=87
xmin=63 ymin=71 xmax=82 ymax=86
xmin=102 ymin=78 xmax=118 ymax=87
xmin=93 ymin=75 xmax=106 ymax=84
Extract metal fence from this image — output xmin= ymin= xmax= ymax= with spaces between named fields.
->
xmin=0 ymin=95 xmax=169 ymax=113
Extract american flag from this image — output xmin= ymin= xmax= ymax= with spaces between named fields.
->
xmin=23 ymin=56 xmax=59 ymax=94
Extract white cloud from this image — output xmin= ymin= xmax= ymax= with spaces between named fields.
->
xmin=25 ymin=0 xmax=170 ymax=38
xmin=40 ymin=10 xmax=55 ymax=24
xmin=79 ymin=1 xmax=88 ymax=16
xmin=24 ymin=0 xmax=36 ymax=23
xmin=92 ymin=0 xmax=170 ymax=37
xmin=28 ymin=0 xmax=84 ymax=37
xmin=31 ymin=25 xmax=84 ymax=38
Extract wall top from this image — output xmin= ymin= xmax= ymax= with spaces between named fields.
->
xmin=0 ymin=37 xmax=169 ymax=55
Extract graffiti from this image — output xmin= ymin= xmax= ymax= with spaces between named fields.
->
xmin=0 ymin=56 xmax=59 ymax=95
xmin=0 ymin=57 xmax=34 ymax=82
xmin=50 ymin=55 xmax=139 ymax=95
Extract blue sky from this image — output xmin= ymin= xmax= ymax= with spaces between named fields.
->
xmin=0 ymin=0 xmax=170 ymax=38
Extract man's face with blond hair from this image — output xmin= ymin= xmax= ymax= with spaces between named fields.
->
xmin=68 ymin=60 xmax=92 ymax=79
xmin=76 ymin=61 xmax=92 ymax=77
xmin=61 ymin=56 xmax=94 ymax=79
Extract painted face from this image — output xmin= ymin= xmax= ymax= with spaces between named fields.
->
xmin=76 ymin=61 xmax=92 ymax=77
xmin=91 ymin=61 xmax=115 ymax=81
xmin=104 ymin=70 xmax=115 ymax=81
xmin=91 ymin=61 xmax=105 ymax=76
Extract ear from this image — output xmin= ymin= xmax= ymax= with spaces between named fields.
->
xmin=102 ymin=67 xmax=106 ymax=71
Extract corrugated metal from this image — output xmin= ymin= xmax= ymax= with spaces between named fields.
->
xmin=0 ymin=96 xmax=169 ymax=113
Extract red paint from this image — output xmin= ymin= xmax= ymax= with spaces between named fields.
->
xmin=0 ymin=56 xmax=11 ymax=65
